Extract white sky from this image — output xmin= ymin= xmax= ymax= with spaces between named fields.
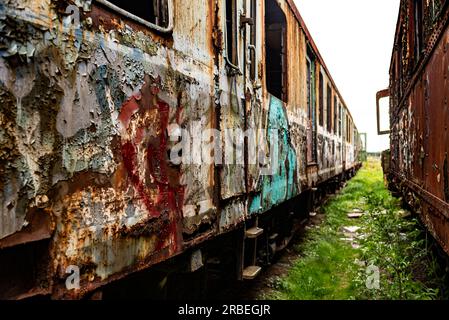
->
xmin=293 ymin=0 xmax=400 ymax=152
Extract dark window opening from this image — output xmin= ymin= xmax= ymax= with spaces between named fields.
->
xmin=250 ymin=0 xmax=257 ymax=80
xmin=333 ymin=96 xmax=338 ymax=135
xmin=106 ymin=0 xmax=169 ymax=28
xmin=349 ymin=119 xmax=351 ymax=143
xmin=265 ymin=0 xmax=287 ymax=102
xmin=414 ymin=0 xmax=424 ymax=63
xmin=349 ymin=121 xmax=354 ymax=143
xmin=338 ymin=104 xmax=342 ymax=137
xmin=306 ymin=53 xmax=317 ymax=163
xmin=347 ymin=119 xmax=352 ymax=143
xmin=346 ymin=115 xmax=349 ymax=142
xmin=430 ymin=0 xmax=443 ymax=21
xmin=306 ymin=57 xmax=316 ymax=121
xmin=327 ymin=85 xmax=332 ymax=132
xmin=226 ymin=0 xmax=238 ymax=65
xmin=319 ymin=73 xmax=324 ymax=126
xmin=307 ymin=59 xmax=312 ymax=117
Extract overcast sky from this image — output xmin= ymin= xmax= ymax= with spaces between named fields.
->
xmin=293 ymin=0 xmax=400 ymax=152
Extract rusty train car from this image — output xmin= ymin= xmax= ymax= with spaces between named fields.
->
xmin=378 ymin=0 xmax=449 ymax=257
xmin=0 ymin=0 xmax=362 ymax=299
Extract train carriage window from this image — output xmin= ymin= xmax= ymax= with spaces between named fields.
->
xmin=306 ymin=58 xmax=313 ymax=118
xmin=250 ymin=0 xmax=257 ymax=80
xmin=349 ymin=120 xmax=353 ymax=143
xmin=414 ymin=0 xmax=424 ymax=63
xmin=338 ymin=104 xmax=342 ymax=137
xmin=306 ymin=52 xmax=318 ymax=163
xmin=265 ymin=0 xmax=287 ymax=102
xmin=349 ymin=120 xmax=352 ymax=143
xmin=98 ymin=0 xmax=171 ymax=30
xmin=346 ymin=118 xmax=349 ymax=143
xmin=430 ymin=0 xmax=443 ymax=21
xmin=333 ymin=96 xmax=338 ymax=135
xmin=326 ymin=85 xmax=332 ymax=133
xmin=351 ymin=123 xmax=354 ymax=144
xmin=319 ymin=73 xmax=324 ymax=127
xmin=226 ymin=0 xmax=238 ymax=66
xmin=346 ymin=115 xmax=350 ymax=142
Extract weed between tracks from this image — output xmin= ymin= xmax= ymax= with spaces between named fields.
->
xmin=265 ymin=158 xmax=447 ymax=300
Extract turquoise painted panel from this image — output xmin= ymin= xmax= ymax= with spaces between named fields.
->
xmin=249 ymin=95 xmax=298 ymax=214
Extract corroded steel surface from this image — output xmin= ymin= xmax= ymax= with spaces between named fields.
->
xmin=385 ymin=0 xmax=449 ymax=255
xmin=0 ymin=0 xmax=362 ymax=299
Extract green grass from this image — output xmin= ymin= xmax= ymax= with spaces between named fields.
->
xmin=266 ymin=158 xmax=444 ymax=300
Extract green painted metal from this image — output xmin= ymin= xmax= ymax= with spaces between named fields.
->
xmin=249 ymin=95 xmax=298 ymax=214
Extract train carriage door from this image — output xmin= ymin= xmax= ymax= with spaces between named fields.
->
xmin=243 ymin=0 xmax=264 ymax=195
xmin=306 ymin=52 xmax=318 ymax=164
xmin=219 ymin=0 xmax=262 ymax=228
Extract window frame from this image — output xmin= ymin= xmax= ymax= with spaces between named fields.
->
xmin=430 ymin=0 xmax=443 ymax=21
xmin=338 ymin=104 xmax=342 ymax=137
xmin=225 ymin=0 xmax=242 ymax=73
xmin=249 ymin=0 xmax=257 ymax=80
xmin=346 ymin=115 xmax=350 ymax=142
xmin=319 ymin=72 xmax=324 ymax=127
xmin=306 ymin=56 xmax=315 ymax=120
xmin=306 ymin=54 xmax=318 ymax=163
xmin=326 ymin=84 xmax=332 ymax=133
xmin=413 ymin=0 xmax=424 ymax=63
xmin=96 ymin=0 xmax=174 ymax=34
xmin=333 ymin=95 xmax=338 ymax=135
xmin=265 ymin=0 xmax=288 ymax=102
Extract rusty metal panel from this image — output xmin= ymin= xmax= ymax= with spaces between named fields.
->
xmin=387 ymin=0 xmax=449 ymax=256
xmin=248 ymin=95 xmax=299 ymax=215
xmin=410 ymin=77 xmax=425 ymax=186
xmin=422 ymin=28 xmax=449 ymax=201
xmin=0 ymin=0 xmax=218 ymax=298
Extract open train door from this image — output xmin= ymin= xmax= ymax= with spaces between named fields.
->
xmin=376 ymin=89 xmax=391 ymax=135
xmin=376 ymin=89 xmax=391 ymax=179
xmin=218 ymin=0 xmax=265 ymax=281
xmin=218 ymin=0 xmax=263 ymax=219
xmin=218 ymin=0 xmax=249 ymax=223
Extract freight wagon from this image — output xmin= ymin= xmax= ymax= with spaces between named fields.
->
xmin=0 ymin=0 xmax=362 ymax=299
xmin=377 ymin=1 xmax=449 ymax=257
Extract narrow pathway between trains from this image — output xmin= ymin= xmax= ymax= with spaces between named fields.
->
xmin=237 ymin=159 xmax=448 ymax=300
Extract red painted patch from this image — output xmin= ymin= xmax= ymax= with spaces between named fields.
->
xmin=118 ymin=76 xmax=184 ymax=252
xmin=118 ymin=97 xmax=139 ymax=130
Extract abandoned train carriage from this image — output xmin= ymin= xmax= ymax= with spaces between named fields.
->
xmin=378 ymin=0 xmax=449 ymax=256
xmin=0 ymin=0 xmax=362 ymax=299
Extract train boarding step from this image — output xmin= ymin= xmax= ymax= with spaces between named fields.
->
xmin=245 ymin=227 xmax=264 ymax=239
xmin=242 ymin=266 xmax=262 ymax=280
xmin=241 ymin=219 xmax=263 ymax=280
